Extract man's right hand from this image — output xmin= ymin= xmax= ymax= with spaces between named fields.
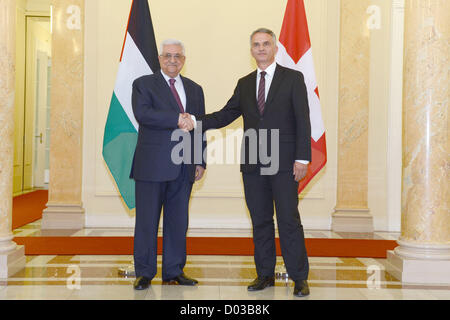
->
xmin=178 ymin=113 xmax=194 ymax=132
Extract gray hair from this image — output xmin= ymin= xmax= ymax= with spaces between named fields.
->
xmin=250 ymin=28 xmax=277 ymax=45
xmin=160 ymin=39 xmax=185 ymax=55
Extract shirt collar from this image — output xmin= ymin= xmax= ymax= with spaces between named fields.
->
xmin=257 ymin=61 xmax=277 ymax=78
xmin=160 ymin=70 xmax=182 ymax=84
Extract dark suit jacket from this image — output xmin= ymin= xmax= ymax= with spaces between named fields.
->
xmin=130 ymin=71 xmax=207 ymax=182
xmin=199 ymin=64 xmax=311 ymax=174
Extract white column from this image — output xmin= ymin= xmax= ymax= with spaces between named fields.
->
xmin=0 ymin=0 xmax=26 ymax=278
xmin=386 ymin=0 xmax=450 ymax=284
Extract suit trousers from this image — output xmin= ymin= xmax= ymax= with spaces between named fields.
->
xmin=242 ymin=170 xmax=309 ymax=281
xmin=134 ymin=165 xmax=193 ymax=281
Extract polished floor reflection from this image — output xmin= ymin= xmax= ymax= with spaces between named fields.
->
xmin=1 ymin=254 xmax=449 ymax=300
xmin=13 ymin=219 xmax=401 ymax=240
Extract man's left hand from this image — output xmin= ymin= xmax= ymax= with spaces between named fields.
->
xmin=195 ymin=165 xmax=205 ymax=181
xmin=293 ymin=162 xmax=308 ymax=182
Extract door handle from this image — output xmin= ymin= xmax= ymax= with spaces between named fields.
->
xmin=35 ymin=133 xmax=43 ymax=144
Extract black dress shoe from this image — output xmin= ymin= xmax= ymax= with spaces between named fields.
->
xmin=163 ymin=273 xmax=198 ymax=286
xmin=133 ymin=276 xmax=151 ymax=290
xmin=247 ymin=276 xmax=275 ymax=291
xmin=293 ymin=280 xmax=310 ymax=297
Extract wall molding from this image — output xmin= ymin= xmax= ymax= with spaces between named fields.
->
xmin=386 ymin=0 xmax=404 ymax=232
xmin=85 ymin=213 xmax=331 ymax=230
xmin=83 ymin=0 xmax=338 ymax=230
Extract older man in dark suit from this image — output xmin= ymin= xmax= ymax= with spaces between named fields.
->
xmin=130 ymin=39 xmax=206 ymax=290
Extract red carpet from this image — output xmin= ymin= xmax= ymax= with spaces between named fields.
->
xmin=13 ymin=236 xmax=398 ymax=258
xmin=12 ymin=190 xmax=48 ymax=230
xmin=12 ymin=190 xmax=398 ymax=257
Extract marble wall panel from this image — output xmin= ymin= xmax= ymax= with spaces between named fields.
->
xmin=336 ymin=0 xmax=371 ymax=209
xmin=47 ymin=0 xmax=84 ymax=205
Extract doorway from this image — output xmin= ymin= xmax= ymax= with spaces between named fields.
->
xmin=13 ymin=15 xmax=51 ymax=195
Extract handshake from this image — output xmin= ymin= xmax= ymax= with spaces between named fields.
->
xmin=178 ymin=113 xmax=196 ymax=132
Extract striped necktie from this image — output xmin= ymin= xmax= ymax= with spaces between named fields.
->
xmin=169 ymin=78 xmax=185 ymax=113
xmin=257 ymin=71 xmax=266 ymax=115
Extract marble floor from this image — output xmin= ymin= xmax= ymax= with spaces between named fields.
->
xmin=3 ymin=220 xmax=449 ymax=300
xmin=1 ymin=254 xmax=450 ymax=300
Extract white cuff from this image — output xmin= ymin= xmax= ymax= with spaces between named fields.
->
xmin=191 ymin=115 xmax=197 ymax=129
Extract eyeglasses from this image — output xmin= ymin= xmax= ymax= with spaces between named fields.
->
xmin=160 ymin=53 xmax=185 ymax=61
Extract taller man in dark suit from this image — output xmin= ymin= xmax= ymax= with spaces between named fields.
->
xmin=130 ymin=39 xmax=206 ymax=290
xmin=188 ymin=28 xmax=311 ymax=297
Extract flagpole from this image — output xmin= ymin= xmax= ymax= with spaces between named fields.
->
xmin=273 ymin=0 xmax=327 ymax=285
xmin=275 ymin=265 xmax=290 ymax=284
xmin=119 ymin=259 xmax=136 ymax=277
xmin=104 ymin=0 xmax=160 ymax=278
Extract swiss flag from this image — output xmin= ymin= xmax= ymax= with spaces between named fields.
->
xmin=276 ymin=0 xmax=327 ymax=194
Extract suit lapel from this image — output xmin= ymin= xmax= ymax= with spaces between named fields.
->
xmin=246 ymin=70 xmax=259 ymax=115
xmin=180 ymin=75 xmax=192 ymax=114
xmin=265 ymin=64 xmax=284 ymax=107
xmin=155 ymin=71 xmax=181 ymax=113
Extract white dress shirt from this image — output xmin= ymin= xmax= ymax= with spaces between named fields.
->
xmin=161 ymin=70 xmax=186 ymax=112
xmin=257 ymin=62 xmax=309 ymax=165
xmin=256 ymin=61 xmax=277 ymax=102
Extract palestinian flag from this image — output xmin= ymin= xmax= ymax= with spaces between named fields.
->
xmin=102 ymin=0 xmax=160 ymax=209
